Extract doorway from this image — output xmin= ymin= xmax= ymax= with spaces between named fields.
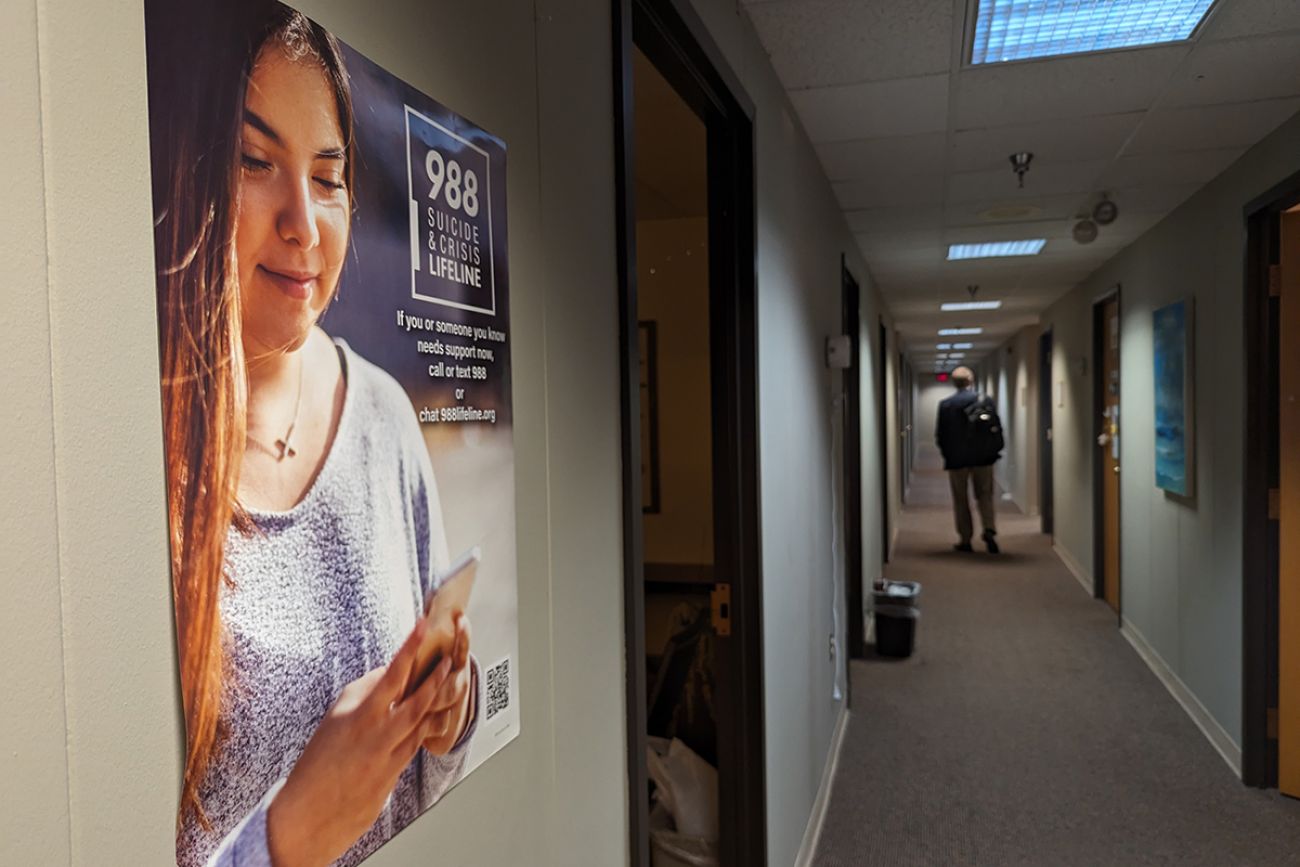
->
xmin=879 ymin=318 xmax=890 ymax=562
xmin=1243 ymin=173 xmax=1300 ymax=792
xmin=843 ymin=262 xmax=864 ymax=661
xmin=1039 ymin=330 xmax=1054 ymax=536
xmin=614 ymin=1 xmax=765 ymax=864
xmin=1093 ymin=292 xmax=1121 ymax=613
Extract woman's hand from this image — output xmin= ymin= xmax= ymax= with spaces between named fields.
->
xmin=423 ymin=613 xmax=474 ymax=756
xmin=266 ymin=618 xmax=454 ymax=867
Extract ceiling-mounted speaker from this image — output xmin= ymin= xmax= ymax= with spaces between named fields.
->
xmin=1093 ymin=198 xmax=1119 ymax=225
xmin=1073 ymin=219 xmax=1098 ymax=244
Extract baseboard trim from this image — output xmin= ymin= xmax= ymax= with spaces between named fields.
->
xmin=1119 ymin=617 xmax=1243 ymax=779
xmin=795 ymin=704 xmax=850 ymax=867
xmin=1052 ymin=543 xmax=1094 ymax=598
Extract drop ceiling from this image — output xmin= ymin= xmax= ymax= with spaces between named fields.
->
xmin=741 ymin=0 xmax=1300 ymax=364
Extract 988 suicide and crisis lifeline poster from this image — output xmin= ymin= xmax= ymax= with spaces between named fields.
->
xmin=143 ymin=1 xmax=519 ymax=864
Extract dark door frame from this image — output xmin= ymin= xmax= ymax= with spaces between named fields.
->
xmin=613 ymin=1 xmax=767 ymax=863
xmin=879 ymin=318 xmax=890 ymax=562
xmin=842 ymin=259 xmax=864 ymax=662
xmin=1039 ymin=329 xmax=1054 ymax=536
xmin=1092 ymin=287 xmax=1121 ymax=619
xmin=1242 ymin=170 xmax=1300 ymax=788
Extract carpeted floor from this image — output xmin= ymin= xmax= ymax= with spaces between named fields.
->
xmin=813 ymin=449 xmax=1300 ymax=866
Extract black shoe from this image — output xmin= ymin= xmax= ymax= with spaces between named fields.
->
xmin=983 ymin=530 xmax=1000 ymax=554
xmin=954 ymin=542 xmax=974 ymax=553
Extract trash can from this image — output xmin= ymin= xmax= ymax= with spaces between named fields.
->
xmin=650 ymin=830 xmax=718 ymax=867
xmin=872 ymin=580 xmax=920 ymax=658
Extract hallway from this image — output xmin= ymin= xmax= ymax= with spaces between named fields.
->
xmin=815 ymin=448 xmax=1300 ymax=866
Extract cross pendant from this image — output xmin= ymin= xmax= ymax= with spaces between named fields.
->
xmin=274 ymin=436 xmax=297 ymax=461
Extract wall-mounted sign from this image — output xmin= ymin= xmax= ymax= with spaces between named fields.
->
xmin=143 ymin=2 xmax=518 ymax=864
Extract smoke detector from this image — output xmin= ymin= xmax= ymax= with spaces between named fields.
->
xmin=1073 ymin=219 xmax=1098 ymax=244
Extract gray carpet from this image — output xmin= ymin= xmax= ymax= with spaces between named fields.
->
xmin=813 ymin=449 xmax=1300 ymax=866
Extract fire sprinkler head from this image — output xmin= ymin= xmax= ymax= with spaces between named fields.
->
xmin=1009 ymin=152 xmax=1033 ymax=188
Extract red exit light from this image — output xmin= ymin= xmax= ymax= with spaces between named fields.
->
xmin=936 ymin=372 xmax=949 ymax=382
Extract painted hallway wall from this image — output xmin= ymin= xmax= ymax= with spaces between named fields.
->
xmin=2 ymin=0 xmax=903 ymax=864
xmin=684 ymin=2 xmax=900 ymax=861
xmin=1042 ymin=109 xmax=1300 ymax=758
xmin=981 ymin=326 xmax=1041 ymax=516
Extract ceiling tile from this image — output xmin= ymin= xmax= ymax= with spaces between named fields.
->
xmin=947 ymin=160 xmax=1110 ymax=203
xmin=833 ymin=172 xmax=946 ymax=209
xmin=951 ymin=45 xmax=1189 ymax=129
xmin=1198 ymin=0 xmax=1300 ymax=41
xmin=747 ymin=0 xmax=953 ymax=89
xmin=1100 ymin=147 xmax=1245 ymax=188
xmin=1161 ymin=33 xmax=1300 ymax=106
xmin=1106 ymin=183 xmax=1203 ymax=214
xmin=855 ymin=228 xmax=945 ymax=253
xmin=816 ymin=133 xmax=947 ymax=181
xmin=1126 ymin=98 xmax=1300 ymax=154
xmin=790 ymin=74 xmax=949 ymax=142
xmin=846 ymin=204 xmax=944 ymax=233
xmin=944 ymin=193 xmax=1091 ymax=226
xmin=950 ymin=112 xmax=1145 ymax=173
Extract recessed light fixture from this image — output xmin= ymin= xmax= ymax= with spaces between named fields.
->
xmin=953 ymin=342 xmax=975 ymax=350
xmin=949 ymin=353 xmax=967 ymax=360
xmin=941 ymin=300 xmax=1003 ymax=312
xmin=947 ymin=240 xmax=1046 ymax=260
xmin=970 ymin=0 xmax=1216 ymax=65
xmin=936 ymin=343 xmax=954 ymax=350
xmin=939 ymin=327 xmax=984 ymax=336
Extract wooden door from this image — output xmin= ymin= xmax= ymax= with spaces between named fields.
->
xmin=1099 ymin=297 xmax=1121 ymax=612
xmin=1278 ymin=211 xmax=1300 ymax=795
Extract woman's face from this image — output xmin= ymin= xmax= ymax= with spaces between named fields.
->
xmin=235 ymin=47 xmax=349 ymax=357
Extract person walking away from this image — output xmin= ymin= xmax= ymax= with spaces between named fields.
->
xmin=935 ymin=366 xmax=1004 ymax=553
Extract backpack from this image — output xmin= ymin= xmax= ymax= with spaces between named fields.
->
xmin=964 ymin=394 xmax=1004 ymax=465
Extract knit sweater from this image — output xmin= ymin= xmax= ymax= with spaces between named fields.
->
xmin=177 ymin=340 xmax=477 ymax=867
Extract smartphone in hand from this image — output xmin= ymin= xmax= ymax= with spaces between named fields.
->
xmin=406 ymin=547 xmax=479 ymax=697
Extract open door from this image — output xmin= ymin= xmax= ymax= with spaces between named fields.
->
xmin=614 ymin=1 xmax=765 ymax=863
xmin=1278 ymin=209 xmax=1300 ymax=796
xmin=1095 ymin=293 xmax=1121 ymax=613
xmin=843 ymin=262 xmax=864 ymax=661
xmin=1039 ymin=330 xmax=1054 ymax=536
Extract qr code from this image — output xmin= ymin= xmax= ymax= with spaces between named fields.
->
xmin=485 ymin=657 xmax=510 ymax=722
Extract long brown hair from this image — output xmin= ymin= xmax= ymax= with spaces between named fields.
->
xmin=145 ymin=0 xmax=355 ymax=827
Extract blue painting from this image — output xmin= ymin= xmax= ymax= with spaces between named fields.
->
xmin=1153 ymin=300 xmax=1194 ymax=497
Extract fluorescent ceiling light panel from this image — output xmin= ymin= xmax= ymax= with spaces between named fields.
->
xmin=949 ymin=353 xmax=967 ymax=359
xmin=971 ymin=0 xmax=1215 ymax=65
xmin=936 ymin=343 xmax=953 ymax=350
xmin=953 ymin=342 xmax=975 ymax=350
xmin=947 ymin=240 xmax=1045 ymax=260
xmin=941 ymin=300 xmax=1003 ymax=311
xmin=939 ymin=327 xmax=984 ymax=336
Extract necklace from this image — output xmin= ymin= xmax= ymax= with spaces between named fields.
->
xmin=246 ymin=355 xmax=305 ymax=462
xmin=272 ymin=355 xmax=304 ymax=461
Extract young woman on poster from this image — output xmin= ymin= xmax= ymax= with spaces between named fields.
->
xmin=147 ymin=4 xmax=479 ymax=865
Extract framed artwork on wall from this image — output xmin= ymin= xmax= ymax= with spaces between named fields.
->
xmin=639 ymin=321 xmax=662 ymax=513
xmin=1153 ymin=298 xmax=1195 ymax=498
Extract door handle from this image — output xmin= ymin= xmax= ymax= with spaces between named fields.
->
xmin=1114 ymin=465 xmax=1121 ymax=474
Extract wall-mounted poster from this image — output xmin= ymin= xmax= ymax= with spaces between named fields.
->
xmin=1153 ymin=299 xmax=1195 ymax=497
xmin=142 ymin=2 xmax=519 ymax=864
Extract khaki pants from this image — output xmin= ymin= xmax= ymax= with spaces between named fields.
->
xmin=949 ymin=465 xmax=996 ymax=543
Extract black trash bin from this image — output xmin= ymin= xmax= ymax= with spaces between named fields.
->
xmin=872 ymin=580 xmax=920 ymax=658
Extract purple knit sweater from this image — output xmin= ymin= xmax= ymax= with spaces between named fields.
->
xmin=177 ymin=340 xmax=477 ymax=867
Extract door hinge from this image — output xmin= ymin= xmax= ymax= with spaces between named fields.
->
xmin=1268 ymin=707 xmax=1279 ymax=740
xmin=711 ymin=583 xmax=732 ymax=637
xmin=1269 ymin=264 xmax=1282 ymax=298
xmin=1270 ymin=487 xmax=1281 ymax=521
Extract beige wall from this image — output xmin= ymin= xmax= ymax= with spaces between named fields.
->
xmin=981 ymin=326 xmax=1041 ymax=514
xmin=4 ymin=0 xmax=627 ymax=864
xmin=1043 ymin=109 xmax=1300 ymax=754
xmin=638 ymin=217 xmax=715 ymax=566
xmin=679 ymin=2 xmax=899 ymax=860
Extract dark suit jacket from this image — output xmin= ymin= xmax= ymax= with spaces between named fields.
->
xmin=936 ymin=388 xmax=996 ymax=470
